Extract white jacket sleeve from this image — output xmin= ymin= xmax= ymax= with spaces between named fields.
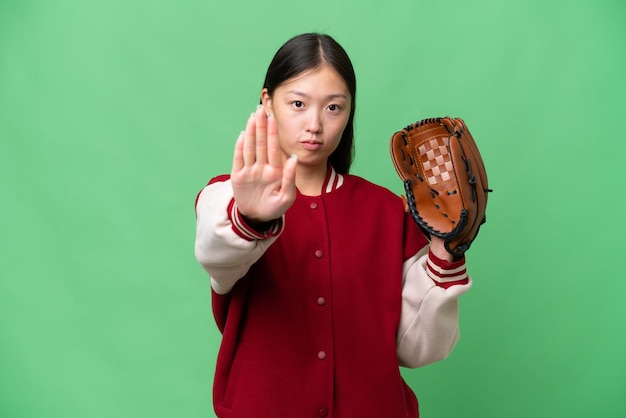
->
xmin=194 ymin=179 xmax=284 ymax=295
xmin=397 ymin=247 xmax=472 ymax=368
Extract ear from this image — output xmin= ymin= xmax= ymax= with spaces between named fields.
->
xmin=260 ymin=88 xmax=273 ymax=116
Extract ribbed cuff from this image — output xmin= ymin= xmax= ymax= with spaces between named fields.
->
xmin=228 ymin=199 xmax=284 ymax=241
xmin=427 ymin=250 xmax=469 ymax=288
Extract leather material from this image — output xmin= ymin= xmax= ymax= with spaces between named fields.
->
xmin=390 ymin=117 xmax=491 ymax=257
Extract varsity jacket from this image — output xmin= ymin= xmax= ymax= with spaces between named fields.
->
xmin=195 ymin=167 xmax=471 ymax=418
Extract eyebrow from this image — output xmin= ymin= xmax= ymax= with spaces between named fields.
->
xmin=285 ymin=90 xmax=349 ymax=100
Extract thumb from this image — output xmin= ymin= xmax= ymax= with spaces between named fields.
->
xmin=280 ymin=154 xmax=298 ymax=198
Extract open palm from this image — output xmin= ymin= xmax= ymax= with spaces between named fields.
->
xmin=230 ymin=107 xmax=298 ymax=224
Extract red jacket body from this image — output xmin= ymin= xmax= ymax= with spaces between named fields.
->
xmin=195 ymin=169 xmax=470 ymax=418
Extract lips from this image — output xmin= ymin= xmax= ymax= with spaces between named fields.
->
xmin=300 ymin=140 xmax=322 ymax=151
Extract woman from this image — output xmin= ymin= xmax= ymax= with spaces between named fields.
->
xmin=195 ymin=33 xmax=471 ymax=418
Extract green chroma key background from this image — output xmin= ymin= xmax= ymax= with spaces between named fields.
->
xmin=1 ymin=1 xmax=624 ymax=417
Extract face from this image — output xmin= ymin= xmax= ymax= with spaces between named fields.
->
xmin=262 ymin=65 xmax=352 ymax=173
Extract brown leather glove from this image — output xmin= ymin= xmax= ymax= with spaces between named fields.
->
xmin=390 ymin=117 xmax=492 ymax=258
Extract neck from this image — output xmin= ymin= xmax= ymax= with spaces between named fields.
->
xmin=295 ymin=164 xmax=328 ymax=196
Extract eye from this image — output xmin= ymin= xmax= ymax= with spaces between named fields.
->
xmin=292 ymin=100 xmax=304 ymax=108
xmin=327 ymin=104 xmax=342 ymax=112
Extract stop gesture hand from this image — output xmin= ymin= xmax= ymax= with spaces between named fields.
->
xmin=231 ymin=106 xmax=298 ymax=225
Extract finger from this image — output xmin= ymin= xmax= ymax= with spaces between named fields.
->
xmin=280 ymin=154 xmax=298 ymax=200
xmin=242 ymin=113 xmax=256 ymax=166
xmin=232 ymin=131 xmax=245 ymax=173
xmin=266 ymin=113 xmax=283 ymax=167
xmin=255 ymin=107 xmax=268 ymax=165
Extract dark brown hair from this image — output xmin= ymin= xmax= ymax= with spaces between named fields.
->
xmin=262 ymin=33 xmax=356 ymax=174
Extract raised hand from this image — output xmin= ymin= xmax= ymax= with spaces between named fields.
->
xmin=230 ymin=106 xmax=298 ymax=225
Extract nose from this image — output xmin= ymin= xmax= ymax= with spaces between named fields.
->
xmin=305 ymin=109 xmax=322 ymax=134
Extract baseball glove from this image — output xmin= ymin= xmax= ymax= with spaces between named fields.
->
xmin=390 ymin=117 xmax=491 ymax=258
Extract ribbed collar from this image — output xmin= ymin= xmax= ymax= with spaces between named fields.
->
xmin=322 ymin=165 xmax=344 ymax=194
